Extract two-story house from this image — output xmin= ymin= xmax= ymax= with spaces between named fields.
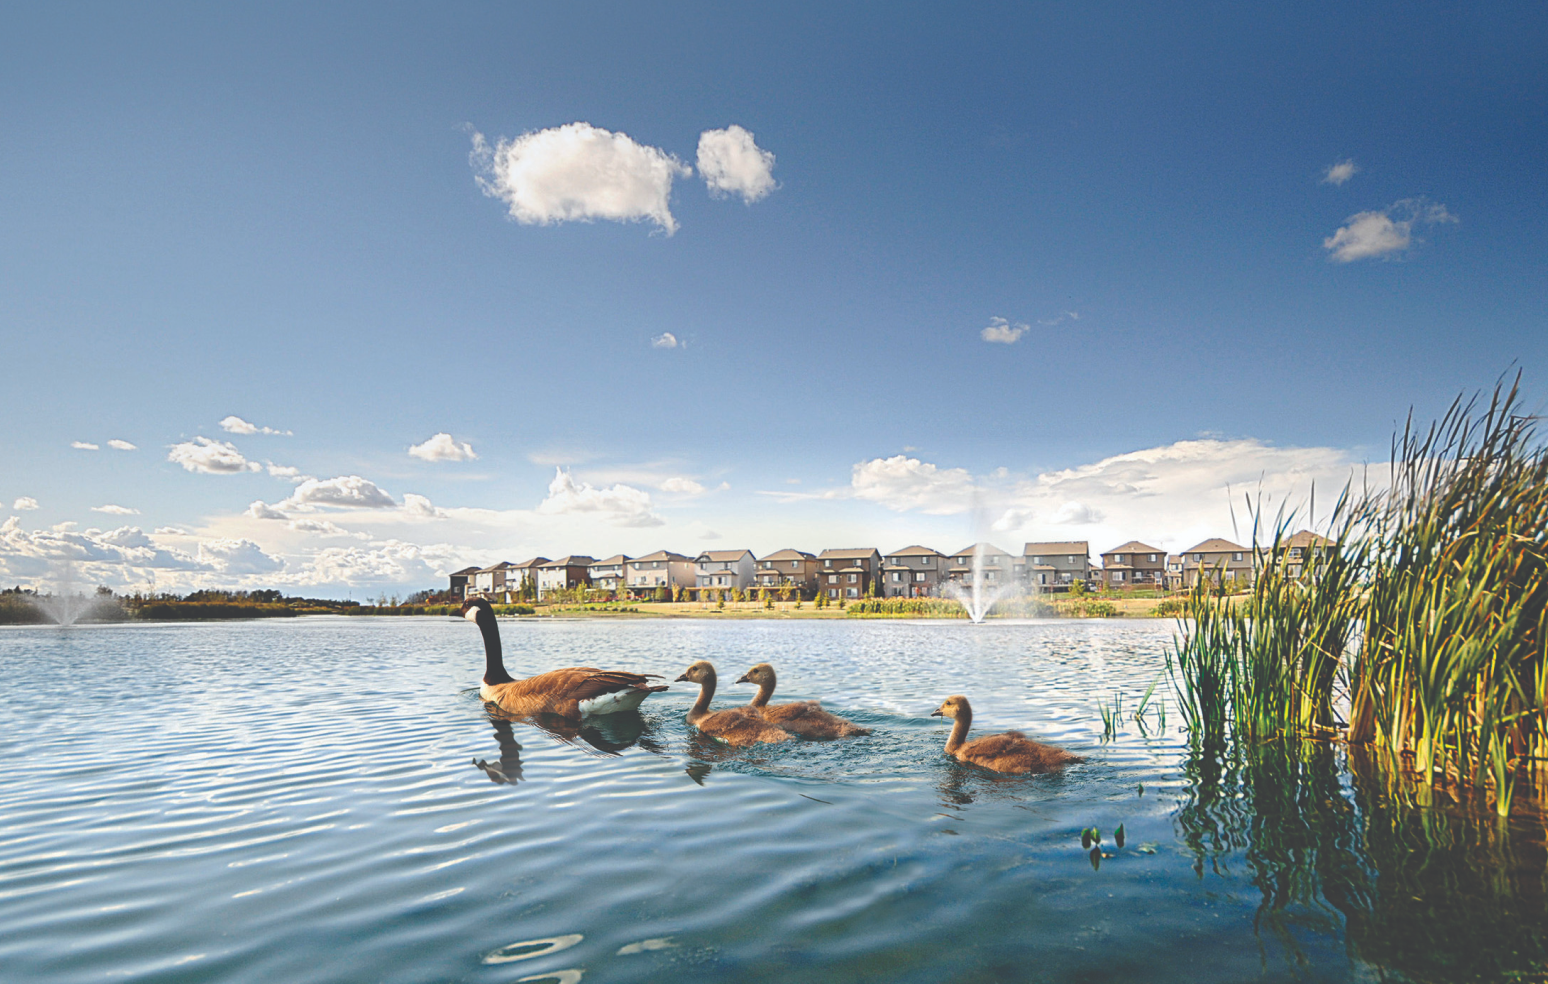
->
xmin=448 ymin=566 xmax=480 ymax=599
xmin=536 ymin=555 xmax=596 ymax=599
xmin=946 ymin=543 xmax=1020 ymax=591
xmin=881 ymin=545 xmax=949 ymax=597
xmin=587 ymin=555 xmax=631 ymax=594
xmin=625 ymin=550 xmax=696 ymax=596
xmin=1256 ymin=530 xmax=1337 ymax=579
xmin=1100 ymin=541 xmax=1166 ymax=589
xmin=694 ymin=549 xmax=756 ymax=596
xmin=1176 ymin=538 xmax=1253 ymax=588
xmin=502 ymin=557 xmax=551 ymax=602
xmin=1022 ymin=541 xmax=1091 ymax=590
xmin=817 ymin=547 xmax=883 ymax=600
xmin=468 ymin=561 xmax=514 ymax=600
xmin=754 ymin=549 xmax=820 ymax=598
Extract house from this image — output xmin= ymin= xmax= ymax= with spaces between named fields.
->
xmin=1176 ymin=538 xmax=1253 ymax=588
xmin=817 ymin=547 xmax=883 ymax=600
xmin=536 ymin=555 xmax=596 ymax=599
xmin=881 ymin=545 xmax=949 ymax=597
xmin=1099 ymin=541 xmax=1166 ymax=589
xmin=754 ymin=549 xmax=820 ymax=598
xmin=588 ymin=555 xmax=631 ymax=594
xmin=448 ymin=566 xmax=480 ymax=599
xmin=946 ymin=543 xmax=1021 ymax=591
xmin=1256 ymin=530 xmax=1338 ymax=579
xmin=502 ymin=557 xmax=551 ymax=602
xmin=468 ymin=562 xmax=514 ymax=600
xmin=625 ymin=550 xmax=696 ymax=596
xmin=1022 ymin=541 xmax=1091 ymax=590
xmin=694 ymin=549 xmax=756 ymax=596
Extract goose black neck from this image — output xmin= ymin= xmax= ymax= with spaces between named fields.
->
xmin=477 ymin=612 xmax=514 ymax=685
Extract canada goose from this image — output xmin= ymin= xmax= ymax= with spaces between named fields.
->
xmin=462 ymin=598 xmax=667 ymax=716
xmin=734 ymin=663 xmax=870 ymax=739
xmin=930 ymin=695 xmax=1081 ymax=774
xmin=674 ymin=660 xmax=791 ymax=746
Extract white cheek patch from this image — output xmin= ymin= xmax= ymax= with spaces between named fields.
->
xmin=464 ymin=609 xmax=481 ymax=622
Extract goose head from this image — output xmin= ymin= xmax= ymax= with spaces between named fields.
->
xmin=461 ymin=597 xmax=494 ymax=623
xmin=734 ymin=662 xmax=774 ymax=686
xmin=675 ymin=660 xmax=717 ymax=684
xmin=931 ymin=695 xmax=971 ymax=720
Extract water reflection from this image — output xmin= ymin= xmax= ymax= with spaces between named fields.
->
xmin=1177 ymin=738 xmax=1548 ymax=981
xmin=472 ymin=708 xmax=666 ymax=784
xmin=471 ymin=719 xmax=525 ymax=785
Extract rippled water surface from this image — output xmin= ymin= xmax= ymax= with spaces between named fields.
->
xmin=2 ymin=617 xmax=1545 ymax=983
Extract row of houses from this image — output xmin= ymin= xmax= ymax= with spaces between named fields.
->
xmin=450 ymin=532 xmax=1333 ymax=603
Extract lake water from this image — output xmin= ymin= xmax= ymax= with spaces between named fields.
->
xmin=2 ymin=617 xmax=1544 ymax=983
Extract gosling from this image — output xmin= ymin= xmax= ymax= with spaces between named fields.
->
xmin=734 ymin=663 xmax=870 ymax=739
xmin=675 ymin=661 xmax=791 ymax=746
xmin=931 ymin=695 xmax=1081 ymax=774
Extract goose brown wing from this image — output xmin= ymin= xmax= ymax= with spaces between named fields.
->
xmin=511 ymin=667 xmax=666 ymax=702
xmin=566 ymin=669 xmax=669 ymax=702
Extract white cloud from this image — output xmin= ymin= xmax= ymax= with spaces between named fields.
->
xmin=107 ymin=439 xmax=137 ymax=451
xmin=283 ymin=539 xmax=460 ymax=588
xmin=288 ymin=518 xmax=368 ymax=539
xmin=1323 ymin=198 xmax=1457 ymax=262
xmin=651 ymin=332 xmax=679 ymax=349
xmin=266 ymin=463 xmax=304 ymax=480
xmin=247 ymin=500 xmax=288 ymax=520
xmin=197 ymin=538 xmax=284 ymax=575
xmin=699 ymin=529 xmax=722 ymax=540
xmin=72 ymin=441 xmax=99 ymax=451
xmin=659 ymin=476 xmax=705 ymax=495
xmin=280 ymin=476 xmax=397 ymax=511
xmin=91 ymin=504 xmax=140 ymax=516
xmin=850 ymin=455 xmax=978 ymax=514
xmin=402 ymin=493 xmax=447 ymax=519
xmin=471 ymin=122 xmax=692 ymax=234
xmin=0 ymin=520 xmax=211 ymax=584
xmin=1037 ymin=311 xmax=1080 ymax=327
xmin=538 ymin=468 xmax=664 ymax=527
xmin=168 ymin=437 xmax=262 ymax=474
xmin=696 ymin=125 xmax=777 ymax=203
xmin=1321 ymin=159 xmax=1359 ymax=185
xmin=408 ymin=433 xmax=477 ymax=463
xmin=220 ymin=416 xmax=291 ymax=436
xmin=980 ymin=317 xmax=1029 ymax=344
xmin=13 ymin=497 xmax=39 ymax=511
xmin=154 ymin=526 xmax=189 ymax=535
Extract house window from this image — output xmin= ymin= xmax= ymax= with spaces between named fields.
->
xmin=1233 ymin=552 xmax=1243 ymax=562
xmin=1148 ymin=554 xmax=1157 ymax=562
xmin=922 ymin=557 xmax=932 ymax=566
xmin=986 ymin=571 xmax=997 ymax=580
xmin=1032 ymin=556 xmax=1043 ymax=564
xmin=828 ymin=574 xmax=838 ymax=584
xmin=1113 ymin=572 xmax=1124 ymax=581
xmin=828 ymin=588 xmax=838 ymax=599
xmin=914 ymin=572 xmax=925 ymax=581
xmin=847 ymin=573 xmax=857 ymax=583
xmin=891 ymin=572 xmax=901 ymax=582
xmin=847 ymin=588 xmax=859 ymax=598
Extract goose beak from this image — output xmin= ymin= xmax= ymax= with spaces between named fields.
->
xmin=674 ymin=673 xmax=690 ymax=682
xmin=734 ymin=673 xmax=751 ymax=684
xmin=930 ymin=708 xmax=944 ymax=717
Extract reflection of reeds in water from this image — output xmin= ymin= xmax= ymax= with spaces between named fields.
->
xmin=1177 ymin=739 xmax=1548 ymax=981
xmin=1172 ymin=376 xmax=1547 ymax=816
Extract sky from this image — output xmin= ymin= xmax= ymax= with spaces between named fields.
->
xmin=1 ymin=2 xmax=1544 ymax=596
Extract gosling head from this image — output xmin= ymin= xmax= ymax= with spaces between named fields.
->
xmin=675 ymin=660 xmax=717 ymax=684
xmin=734 ymin=662 xmax=775 ymax=686
xmin=461 ymin=597 xmax=494 ymax=622
xmin=931 ymin=695 xmax=971 ymax=720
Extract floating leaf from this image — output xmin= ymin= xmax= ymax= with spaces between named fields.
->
xmin=1091 ymin=827 xmax=1101 ymax=845
xmin=1081 ymin=828 xmax=1092 ymax=849
xmin=1115 ymin=824 xmax=1126 ymax=848
xmin=1089 ymin=845 xmax=1102 ymax=870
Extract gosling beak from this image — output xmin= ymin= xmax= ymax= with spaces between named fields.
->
xmin=734 ymin=673 xmax=751 ymax=684
xmin=930 ymin=708 xmax=944 ymax=717
xmin=674 ymin=673 xmax=690 ymax=682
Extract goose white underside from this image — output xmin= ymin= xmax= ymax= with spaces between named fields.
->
xmin=579 ymin=689 xmax=653 ymax=716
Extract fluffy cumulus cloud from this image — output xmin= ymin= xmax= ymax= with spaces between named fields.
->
xmin=0 ymin=519 xmax=213 ymax=584
xmin=247 ymin=500 xmax=288 ymax=520
xmin=659 ymin=476 xmax=705 ymax=495
xmin=472 ymin=122 xmax=691 ymax=234
xmin=1321 ymin=159 xmax=1359 ymax=185
xmin=981 ymin=317 xmax=1029 ymax=344
xmin=408 ymin=433 xmax=477 ymax=463
xmin=651 ymin=332 xmax=679 ymax=349
xmin=220 ymin=416 xmax=291 ymax=436
xmin=279 ymin=475 xmax=397 ymax=511
xmin=107 ymin=439 xmax=137 ymax=451
xmin=538 ymin=468 xmax=664 ymax=527
xmin=696 ymin=125 xmax=777 ymax=203
xmin=402 ymin=493 xmax=447 ymax=519
xmin=1323 ymin=198 xmax=1457 ymax=262
xmin=266 ymin=463 xmax=303 ymax=480
xmin=72 ymin=441 xmax=99 ymax=451
xmin=13 ymin=497 xmax=39 ymax=511
xmin=91 ymin=504 xmax=140 ymax=516
xmin=197 ymin=538 xmax=284 ymax=575
xmin=168 ymin=437 xmax=262 ymax=474
xmin=288 ymin=518 xmax=367 ymax=539
xmin=284 ymin=539 xmax=462 ymax=588
xmin=850 ymin=456 xmax=978 ymax=514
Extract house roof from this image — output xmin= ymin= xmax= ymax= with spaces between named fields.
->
xmin=509 ymin=557 xmax=551 ymax=570
xmin=696 ymin=549 xmax=754 ymax=562
xmin=759 ymin=548 xmax=815 ymax=562
xmin=629 ymin=550 xmax=691 ymax=563
xmin=1283 ymin=530 xmax=1336 ymax=549
xmin=540 ymin=555 xmax=596 ymax=568
xmin=949 ymin=542 xmax=1013 ymax=558
xmin=476 ymin=561 xmax=515 ymax=573
xmin=1102 ymin=540 xmax=1163 ymax=556
xmin=451 ymin=566 xmax=481 ymax=576
xmin=1023 ymin=541 xmax=1090 ymax=555
xmin=819 ymin=547 xmax=881 ymax=559
xmin=1180 ymin=538 xmax=1247 ymax=554
xmin=885 ymin=544 xmax=944 ymax=558
xmin=589 ymin=554 xmax=631 ymax=567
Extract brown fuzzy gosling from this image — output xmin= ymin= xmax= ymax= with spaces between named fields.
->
xmin=676 ymin=661 xmax=792 ymax=746
xmin=931 ymin=695 xmax=1081 ymax=774
xmin=462 ymin=598 xmax=667 ymax=717
xmin=734 ymin=663 xmax=871 ymax=739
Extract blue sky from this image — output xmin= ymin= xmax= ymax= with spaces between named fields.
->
xmin=2 ymin=2 xmax=1544 ymax=594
